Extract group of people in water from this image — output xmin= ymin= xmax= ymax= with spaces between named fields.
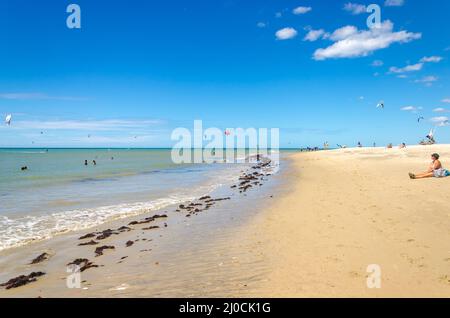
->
xmin=84 ymin=160 xmax=97 ymax=166
xmin=84 ymin=156 xmax=114 ymax=166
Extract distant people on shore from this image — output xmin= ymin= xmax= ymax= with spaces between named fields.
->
xmin=409 ymin=153 xmax=450 ymax=179
xmin=93 ymin=160 xmax=97 ymax=166
xmin=357 ymin=142 xmax=362 ymax=148
xmin=387 ymin=143 xmax=393 ymax=149
xmin=399 ymin=143 xmax=406 ymax=149
xmin=84 ymin=160 xmax=88 ymax=166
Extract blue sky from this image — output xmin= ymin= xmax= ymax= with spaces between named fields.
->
xmin=0 ymin=0 xmax=449 ymax=148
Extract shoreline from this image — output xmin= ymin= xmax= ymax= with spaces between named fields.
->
xmin=0 ymin=157 xmax=283 ymax=297
xmin=2 ymin=146 xmax=450 ymax=297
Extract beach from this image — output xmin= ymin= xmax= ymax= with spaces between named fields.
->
xmin=1 ymin=146 xmax=449 ymax=297
xmin=255 ymin=145 xmax=450 ymax=297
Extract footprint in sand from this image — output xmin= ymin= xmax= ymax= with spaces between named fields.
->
xmin=438 ymin=275 xmax=450 ymax=285
xmin=348 ymin=271 xmax=362 ymax=278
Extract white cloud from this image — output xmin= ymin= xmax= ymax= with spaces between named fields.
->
xmin=401 ymin=106 xmax=419 ymax=111
xmin=415 ymin=76 xmax=438 ymax=83
xmin=0 ymin=93 xmax=87 ymax=101
xmin=343 ymin=3 xmax=366 ymax=15
xmin=257 ymin=22 xmax=266 ymax=28
xmin=430 ymin=116 xmax=449 ymax=124
xmin=442 ymin=98 xmax=450 ymax=103
xmin=389 ymin=55 xmax=441 ymax=76
xmin=433 ymin=108 xmax=449 ymax=113
xmin=313 ymin=21 xmax=421 ymax=60
xmin=397 ymin=74 xmax=408 ymax=78
xmin=371 ymin=60 xmax=384 ymax=67
xmin=385 ymin=0 xmax=405 ymax=7
xmin=329 ymin=25 xmax=358 ymax=41
xmin=8 ymin=119 xmax=163 ymax=131
xmin=389 ymin=63 xmax=423 ymax=73
xmin=293 ymin=6 xmax=312 ymax=15
xmin=275 ymin=27 xmax=298 ymax=40
xmin=303 ymin=29 xmax=326 ymax=42
xmin=420 ymin=56 xmax=443 ymax=63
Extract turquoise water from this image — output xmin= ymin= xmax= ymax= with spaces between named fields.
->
xmin=0 ymin=148 xmax=261 ymax=251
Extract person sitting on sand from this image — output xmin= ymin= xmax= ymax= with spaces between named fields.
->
xmin=409 ymin=153 xmax=450 ymax=179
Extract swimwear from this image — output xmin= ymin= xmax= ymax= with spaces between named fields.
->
xmin=433 ymin=168 xmax=449 ymax=178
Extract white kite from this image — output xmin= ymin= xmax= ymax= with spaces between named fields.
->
xmin=5 ymin=114 xmax=12 ymax=125
xmin=376 ymin=101 xmax=384 ymax=109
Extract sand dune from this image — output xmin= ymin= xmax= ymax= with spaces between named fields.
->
xmin=255 ymin=145 xmax=450 ymax=297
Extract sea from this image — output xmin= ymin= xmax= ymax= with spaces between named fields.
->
xmin=0 ymin=148 xmax=283 ymax=251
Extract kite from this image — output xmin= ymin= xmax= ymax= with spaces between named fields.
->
xmin=5 ymin=114 xmax=12 ymax=125
xmin=376 ymin=101 xmax=384 ymax=109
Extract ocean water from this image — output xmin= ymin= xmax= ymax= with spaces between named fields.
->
xmin=0 ymin=148 xmax=266 ymax=251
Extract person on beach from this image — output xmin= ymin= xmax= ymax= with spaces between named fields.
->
xmin=409 ymin=153 xmax=450 ymax=179
xmin=399 ymin=143 xmax=406 ymax=149
xmin=93 ymin=160 xmax=97 ymax=166
xmin=84 ymin=160 xmax=88 ymax=166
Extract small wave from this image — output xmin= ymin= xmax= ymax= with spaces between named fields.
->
xmin=0 ymin=181 xmax=229 ymax=252
xmin=0 ymin=151 xmax=47 ymax=154
xmin=75 ymin=177 xmax=119 ymax=183
xmin=0 ymin=197 xmax=188 ymax=251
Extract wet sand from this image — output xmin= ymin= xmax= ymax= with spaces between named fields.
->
xmin=0 ymin=159 xmax=280 ymax=297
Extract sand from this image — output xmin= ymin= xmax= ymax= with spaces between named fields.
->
xmin=253 ymin=145 xmax=450 ymax=297
xmin=1 ymin=145 xmax=449 ymax=297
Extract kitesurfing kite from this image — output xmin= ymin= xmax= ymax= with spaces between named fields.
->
xmin=376 ymin=101 xmax=384 ymax=109
xmin=417 ymin=116 xmax=424 ymax=123
xmin=426 ymin=128 xmax=435 ymax=141
xmin=5 ymin=114 xmax=12 ymax=125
